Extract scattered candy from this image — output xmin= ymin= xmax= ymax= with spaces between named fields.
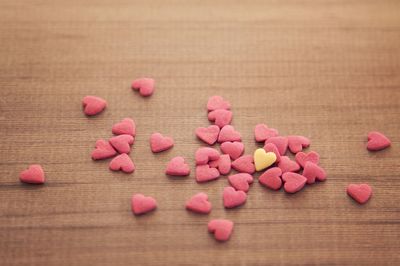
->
xmin=228 ymin=173 xmax=253 ymax=192
xmin=264 ymin=136 xmax=288 ymax=155
xmin=287 ymin=135 xmax=310 ymax=154
xmin=259 ymin=167 xmax=282 ymax=190
xmin=223 ymin=186 xmax=247 ymax=208
xmin=263 ymin=143 xmax=281 ymax=163
xmin=207 ymin=95 xmax=231 ymax=112
xmin=82 ymin=95 xmax=107 ymax=116
xmin=109 ymin=134 xmax=134 ymax=154
xmin=209 ymin=154 xmax=231 ymax=175
xmin=302 ymin=162 xmax=326 ymax=184
xmin=208 ymin=219 xmax=234 ymax=242
xmin=218 ymin=125 xmax=241 ymax=143
xmin=282 ymin=172 xmax=307 ymax=193
xmin=347 ymin=184 xmax=372 ymax=204
xmin=277 ymin=156 xmax=300 ymax=174
xmin=112 ymin=118 xmax=136 ymax=136
xmin=208 ymin=109 xmax=233 ymax=128
xmin=109 ymin=154 xmax=135 ymax=173
xmin=91 ymin=139 xmax=117 ymax=160
xmin=195 ymin=125 xmax=220 ymax=145
xmin=367 ymin=131 xmax=391 ymax=151
xmin=150 ymin=133 xmax=174 ymax=153
xmin=19 ymin=164 xmax=45 ymax=184
xmin=195 ymin=165 xmax=220 ymax=182
xmin=165 ymin=156 xmax=190 ymax=176
xmin=295 ymin=151 xmax=320 ymax=168
xmin=195 ymin=147 xmax=220 ymax=165
xmin=254 ymin=148 xmax=276 ymax=172
xmin=131 ymin=78 xmax=155 ymax=97
xmin=131 ymin=194 xmax=157 ymax=215
xmin=232 ymin=155 xmax=255 ymax=174
xmin=254 ymin=124 xmax=278 ymax=142
xmin=220 ymin=141 xmax=244 ymax=160
xmin=186 ymin=192 xmax=212 ymax=214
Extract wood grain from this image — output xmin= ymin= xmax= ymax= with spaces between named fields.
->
xmin=1 ymin=0 xmax=400 ymax=265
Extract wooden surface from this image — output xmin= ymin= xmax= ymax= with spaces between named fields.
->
xmin=1 ymin=1 xmax=400 ymax=265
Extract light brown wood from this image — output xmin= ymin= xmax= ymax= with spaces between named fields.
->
xmin=1 ymin=0 xmax=400 ymax=265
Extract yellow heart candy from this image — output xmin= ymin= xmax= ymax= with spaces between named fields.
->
xmin=254 ymin=148 xmax=277 ymax=171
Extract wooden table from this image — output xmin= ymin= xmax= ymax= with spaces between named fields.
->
xmin=1 ymin=1 xmax=399 ymax=265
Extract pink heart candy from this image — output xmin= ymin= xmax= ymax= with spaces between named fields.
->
xmin=165 ymin=156 xmax=190 ymax=176
xmin=208 ymin=109 xmax=233 ymax=128
xmin=367 ymin=131 xmax=391 ymax=151
xmin=150 ymin=133 xmax=174 ymax=153
xmin=109 ymin=134 xmax=134 ymax=154
xmin=347 ymin=184 xmax=372 ymax=204
xmin=228 ymin=173 xmax=254 ymax=192
xmin=220 ymin=141 xmax=244 ymax=160
xmin=207 ymin=95 xmax=231 ymax=112
xmin=109 ymin=153 xmax=135 ymax=173
xmin=287 ymin=135 xmax=310 ymax=154
xmin=223 ymin=186 xmax=247 ymax=208
xmin=131 ymin=78 xmax=155 ymax=97
xmin=218 ymin=125 xmax=241 ymax=143
xmin=263 ymin=143 xmax=281 ymax=163
xmin=302 ymin=162 xmax=327 ymax=184
xmin=82 ymin=95 xmax=107 ymax=116
xmin=19 ymin=164 xmax=45 ymax=184
xmin=131 ymin=194 xmax=157 ymax=215
xmin=91 ymin=139 xmax=117 ymax=160
xmin=195 ymin=125 xmax=220 ymax=145
xmin=231 ymin=155 xmax=255 ymax=174
xmin=254 ymin=124 xmax=279 ymax=142
xmin=208 ymin=154 xmax=231 ymax=175
xmin=112 ymin=118 xmax=136 ymax=136
xmin=196 ymin=165 xmax=220 ymax=182
xmin=295 ymin=151 xmax=320 ymax=168
xmin=264 ymin=136 xmax=288 ymax=155
xmin=208 ymin=219 xmax=234 ymax=242
xmin=186 ymin=192 xmax=212 ymax=214
xmin=195 ymin=147 xmax=220 ymax=165
xmin=282 ymin=172 xmax=307 ymax=193
xmin=277 ymin=156 xmax=300 ymax=174
xmin=259 ymin=167 xmax=282 ymax=190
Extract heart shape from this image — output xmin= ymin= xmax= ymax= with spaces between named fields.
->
xmin=208 ymin=154 xmax=231 ymax=175
xmin=264 ymin=136 xmax=288 ymax=155
xmin=282 ymin=172 xmax=307 ymax=193
xmin=228 ymin=173 xmax=254 ymax=192
xmin=91 ymin=139 xmax=117 ymax=160
xmin=277 ymin=156 xmax=300 ymax=174
xmin=109 ymin=134 xmax=134 ymax=154
xmin=302 ymin=162 xmax=327 ymax=184
xmin=19 ymin=164 xmax=45 ymax=184
xmin=295 ymin=151 xmax=320 ymax=168
xmin=195 ymin=147 xmax=220 ymax=165
xmin=231 ymin=155 xmax=255 ymax=174
xmin=347 ymin=184 xmax=372 ymax=204
xmin=263 ymin=143 xmax=281 ymax=163
xmin=287 ymin=135 xmax=310 ymax=154
xmin=259 ymin=167 xmax=282 ymax=190
xmin=223 ymin=186 xmax=247 ymax=208
xmin=220 ymin=141 xmax=244 ymax=160
xmin=195 ymin=165 xmax=220 ymax=182
xmin=208 ymin=109 xmax=233 ymax=128
xmin=82 ymin=95 xmax=107 ymax=116
xmin=254 ymin=148 xmax=277 ymax=171
xmin=186 ymin=192 xmax=212 ymax=214
xmin=207 ymin=95 xmax=231 ymax=112
xmin=131 ymin=194 xmax=157 ymax=215
xmin=254 ymin=124 xmax=279 ymax=142
xmin=150 ymin=133 xmax=174 ymax=153
xmin=109 ymin=154 xmax=135 ymax=173
xmin=367 ymin=131 xmax=391 ymax=151
xmin=165 ymin=156 xmax=190 ymax=176
xmin=208 ymin=219 xmax=234 ymax=242
xmin=195 ymin=125 xmax=220 ymax=145
xmin=112 ymin=118 xmax=136 ymax=136
xmin=131 ymin=78 xmax=155 ymax=97
xmin=218 ymin=125 xmax=241 ymax=143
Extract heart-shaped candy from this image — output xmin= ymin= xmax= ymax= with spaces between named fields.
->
xmin=302 ymin=162 xmax=326 ymax=184
xmin=277 ymin=156 xmax=300 ymax=173
xmin=223 ymin=186 xmax=247 ymax=208
xmin=295 ymin=151 xmax=320 ymax=168
xmin=195 ymin=147 xmax=220 ymax=165
xmin=186 ymin=192 xmax=212 ymax=214
xmin=259 ymin=167 xmax=282 ymax=190
xmin=109 ymin=134 xmax=134 ymax=154
xmin=220 ymin=141 xmax=244 ymax=160
xmin=228 ymin=173 xmax=254 ymax=192
xmin=231 ymin=155 xmax=255 ymax=174
xmin=347 ymin=184 xmax=372 ymax=204
xmin=195 ymin=125 xmax=220 ymax=145
xmin=91 ymin=139 xmax=117 ymax=160
xmin=208 ymin=219 xmax=234 ymax=242
xmin=218 ymin=125 xmax=241 ymax=143
xmin=282 ymin=172 xmax=307 ymax=193
xmin=19 ymin=164 xmax=45 ymax=184
xmin=207 ymin=95 xmax=231 ymax=112
xmin=109 ymin=153 xmax=135 ymax=173
xmin=254 ymin=148 xmax=276 ymax=171
xmin=196 ymin=165 xmax=220 ymax=182
xmin=150 ymin=133 xmax=174 ymax=153
xmin=254 ymin=124 xmax=279 ymax=142
xmin=131 ymin=78 xmax=155 ymax=97
xmin=209 ymin=154 xmax=231 ymax=175
xmin=165 ymin=156 xmax=190 ymax=176
xmin=263 ymin=143 xmax=281 ymax=163
xmin=367 ymin=131 xmax=391 ymax=151
xmin=264 ymin=136 xmax=288 ymax=155
xmin=131 ymin=194 xmax=157 ymax=215
xmin=112 ymin=118 xmax=136 ymax=136
xmin=208 ymin=109 xmax=233 ymax=128
xmin=287 ymin=135 xmax=310 ymax=154
xmin=82 ymin=96 xmax=107 ymax=116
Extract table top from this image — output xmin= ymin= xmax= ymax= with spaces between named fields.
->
xmin=1 ymin=1 xmax=399 ymax=265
